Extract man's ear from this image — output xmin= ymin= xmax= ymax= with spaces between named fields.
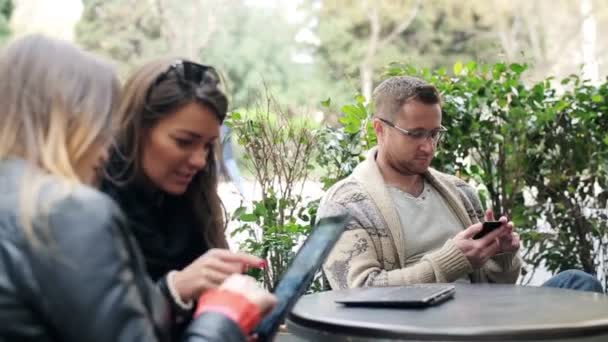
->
xmin=373 ymin=117 xmax=384 ymax=140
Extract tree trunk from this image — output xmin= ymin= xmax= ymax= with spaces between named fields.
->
xmin=361 ymin=65 xmax=374 ymax=100
xmin=359 ymin=0 xmax=421 ymax=100
xmin=580 ymin=0 xmax=599 ymax=83
xmin=360 ymin=1 xmax=380 ymax=100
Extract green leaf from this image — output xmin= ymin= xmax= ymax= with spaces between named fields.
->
xmin=592 ymin=95 xmax=603 ymax=103
xmin=453 ymin=61 xmax=463 ymax=75
xmin=254 ymin=202 xmax=268 ymax=216
xmin=555 ymin=100 xmax=569 ymax=112
xmin=239 ymin=213 xmax=258 ymax=222
xmin=509 ymin=63 xmax=526 ymax=73
xmin=231 ymin=206 xmax=247 ymax=220
xmin=466 ymin=61 xmax=477 ymax=73
xmin=320 ymin=98 xmax=331 ymax=107
xmin=341 ymin=104 xmax=360 ymax=118
xmin=492 ymin=63 xmax=507 ymax=79
xmin=386 ymin=66 xmax=404 ymax=76
xmin=231 ymin=112 xmax=242 ymax=120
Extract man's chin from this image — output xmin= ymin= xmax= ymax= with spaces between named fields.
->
xmin=412 ymin=162 xmax=433 ymax=174
xmin=412 ymin=166 xmax=430 ymax=175
xmin=395 ymin=163 xmax=429 ymax=176
xmin=414 ymin=159 xmax=432 ymax=172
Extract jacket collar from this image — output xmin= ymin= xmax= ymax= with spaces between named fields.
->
xmin=425 ymin=169 xmax=473 ymax=228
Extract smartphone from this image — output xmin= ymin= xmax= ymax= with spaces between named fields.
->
xmin=473 ymin=221 xmax=502 ymax=239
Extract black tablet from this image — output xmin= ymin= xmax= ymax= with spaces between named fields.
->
xmin=253 ymin=214 xmax=349 ymax=342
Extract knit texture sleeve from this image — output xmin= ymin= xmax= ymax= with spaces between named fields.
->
xmin=451 ymin=176 xmax=523 ymax=284
xmin=319 ymin=180 xmax=472 ymax=289
xmin=480 ymin=252 xmax=523 ymax=284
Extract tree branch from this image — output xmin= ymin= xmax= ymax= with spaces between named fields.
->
xmin=378 ymin=0 xmax=422 ymax=49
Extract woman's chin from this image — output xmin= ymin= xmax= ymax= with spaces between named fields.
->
xmin=161 ymin=182 xmax=189 ymax=195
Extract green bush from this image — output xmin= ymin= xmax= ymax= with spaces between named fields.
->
xmin=316 ymin=95 xmax=375 ymax=189
xmin=227 ymin=98 xmax=322 ymax=291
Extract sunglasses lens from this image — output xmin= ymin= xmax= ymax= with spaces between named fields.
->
xmin=201 ymin=67 xmax=220 ymax=85
xmin=181 ymin=61 xmax=219 ymax=85
xmin=146 ymin=61 xmax=221 ymax=106
xmin=182 ymin=62 xmax=201 ymax=83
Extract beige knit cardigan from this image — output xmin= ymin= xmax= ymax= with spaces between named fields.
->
xmin=319 ymin=148 xmax=522 ymax=289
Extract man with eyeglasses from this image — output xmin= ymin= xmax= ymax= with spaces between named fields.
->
xmin=318 ymin=76 xmax=603 ymax=292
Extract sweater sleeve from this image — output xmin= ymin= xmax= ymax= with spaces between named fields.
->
xmin=453 ymin=179 xmax=522 ymax=284
xmin=319 ymin=183 xmax=472 ymax=289
xmin=480 ymin=252 xmax=523 ymax=284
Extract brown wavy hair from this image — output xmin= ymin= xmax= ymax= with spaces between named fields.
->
xmin=110 ymin=58 xmax=228 ymax=249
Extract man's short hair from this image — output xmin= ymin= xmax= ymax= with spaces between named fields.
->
xmin=372 ymin=76 xmax=441 ymax=120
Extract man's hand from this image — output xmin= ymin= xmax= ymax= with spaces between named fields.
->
xmin=485 ymin=209 xmax=521 ymax=254
xmin=454 ymin=209 xmax=521 ymax=269
xmin=453 ymin=222 xmax=505 ymax=268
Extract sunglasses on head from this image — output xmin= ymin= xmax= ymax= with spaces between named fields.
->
xmin=146 ymin=60 xmax=220 ymax=104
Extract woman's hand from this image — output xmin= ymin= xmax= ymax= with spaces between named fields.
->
xmin=220 ymin=274 xmax=277 ymax=315
xmin=173 ymin=248 xmax=266 ymax=302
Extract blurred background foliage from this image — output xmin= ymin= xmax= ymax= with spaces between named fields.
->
xmin=3 ymin=0 xmax=607 ymax=288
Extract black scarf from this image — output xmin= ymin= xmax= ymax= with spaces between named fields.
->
xmin=101 ymin=155 xmax=208 ymax=281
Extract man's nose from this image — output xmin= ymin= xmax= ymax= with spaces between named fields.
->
xmin=418 ymin=138 xmax=435 ymax=153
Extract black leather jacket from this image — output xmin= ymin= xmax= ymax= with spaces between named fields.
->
xmin=0 ymin=160 xmax=246 ymax=342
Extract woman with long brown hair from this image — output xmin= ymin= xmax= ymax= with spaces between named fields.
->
xmin=0 ymin=35 xmax=275 ymax=342
xmin=101 ymin=58 xmax=262 ymax=336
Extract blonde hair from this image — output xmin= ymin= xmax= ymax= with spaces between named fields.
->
xmin=0 ymin=35 xmax=120 ymax=240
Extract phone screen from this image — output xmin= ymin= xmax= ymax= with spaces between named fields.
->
xmin=473 ymin=221 xmax=502 ymax=239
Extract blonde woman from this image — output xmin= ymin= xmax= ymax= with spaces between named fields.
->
xmin=0 ymin=35 xmax=274 ymax=342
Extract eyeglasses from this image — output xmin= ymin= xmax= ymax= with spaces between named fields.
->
xmin=378 ymin=117 xmax=447 ymax=144
xmin=145 ymin=60 xmax=220 ymax=104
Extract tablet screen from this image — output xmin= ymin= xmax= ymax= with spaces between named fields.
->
xmin=254 ymin=214 xmax=349 ymax=341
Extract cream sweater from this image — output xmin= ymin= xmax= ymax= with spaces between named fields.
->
xmin=319 ymin=148 xmax=522 ymax=289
